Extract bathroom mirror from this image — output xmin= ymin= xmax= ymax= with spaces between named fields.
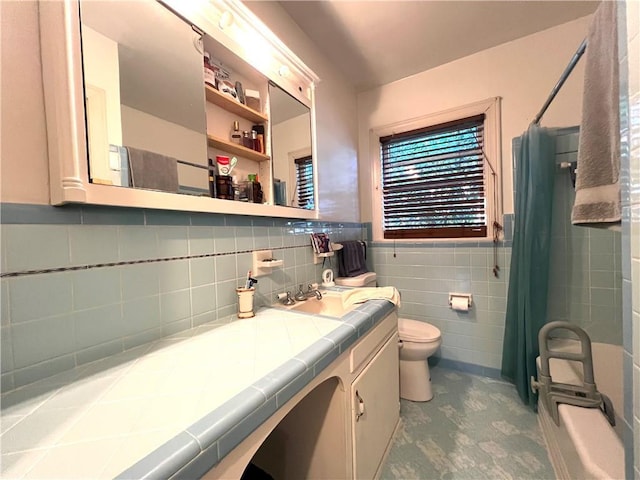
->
xmin=269 ymin=82 xmax=314 ymax=209
xmin=79 ymin=0 xmax=209 ymax=195
xmin=41 ymin=0 xmax=320 ymax=219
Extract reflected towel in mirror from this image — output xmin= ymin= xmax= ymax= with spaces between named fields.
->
xmin=126 ymin=146 xmax=179 ymax=193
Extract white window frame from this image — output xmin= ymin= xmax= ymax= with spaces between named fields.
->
xmin=370 ymin=97 xmax=502 ymax=243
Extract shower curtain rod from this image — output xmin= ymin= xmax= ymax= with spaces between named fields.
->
xmin=533 ymin=38 xmax=587 ymax=125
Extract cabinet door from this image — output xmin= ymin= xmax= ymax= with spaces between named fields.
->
xmin=352 ymin=334 xmax=400 ymax=479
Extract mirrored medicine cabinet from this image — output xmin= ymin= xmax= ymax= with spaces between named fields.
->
xmin=39 ymin=0 xmax=319 ymax=218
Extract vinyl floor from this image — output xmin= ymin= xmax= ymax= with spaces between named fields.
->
xmin=379 ymin=367 xmax=555 ymax=480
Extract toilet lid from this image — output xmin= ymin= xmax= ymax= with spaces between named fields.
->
xmin=398 ymin=318 xmax=441 ymax=343
xmin=335 ymin=272 xmax=377 ymax=287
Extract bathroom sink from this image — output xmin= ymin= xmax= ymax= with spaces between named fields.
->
xmin=275 ymin=292 xmax=355 ymax=317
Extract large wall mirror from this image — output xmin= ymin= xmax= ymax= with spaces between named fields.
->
xmin=80 ymin=0 xmax=208 ymax=195
xmin=270 ymin=82 xmax=314 ymax=209
xmin=41 ymin=0 xmax=319 ymax=218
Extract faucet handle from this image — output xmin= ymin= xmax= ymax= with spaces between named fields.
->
xmin=276 ymin=291 xmax=295 ymax=305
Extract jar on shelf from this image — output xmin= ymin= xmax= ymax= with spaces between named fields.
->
xmin=251 ymin=130 xmax=259 ymax=152
xmin=242 ymin=131 xmax=252 ymax=149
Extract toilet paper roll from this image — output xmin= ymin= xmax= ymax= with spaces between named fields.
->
xmin=451 ymin=296 xmax=469 ymax=312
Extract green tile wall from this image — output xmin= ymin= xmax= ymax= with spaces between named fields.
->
xmin=369 ymin=240 xmax=511 ymax=370
xmin=0 ymin=204 xmax=365 ymax=391
xmin=546 ymin=132 xmax=623 ymax=345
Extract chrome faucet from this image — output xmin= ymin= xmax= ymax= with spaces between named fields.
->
xmin=294 ymin=284 xmax=323 ymax=301
xmin=306 ymin=283 xmax=323 ymax=300
xmin=300 ymin=284 xmax=322 ymax=300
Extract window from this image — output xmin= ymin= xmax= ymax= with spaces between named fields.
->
xmin=294 ymin=155 xmax=314 ymax=210
xmin=372 ymin=99 xmax=501 ymax=241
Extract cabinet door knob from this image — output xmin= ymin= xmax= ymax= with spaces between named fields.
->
xmin=355 ymin=390 xmax=365 ymax=421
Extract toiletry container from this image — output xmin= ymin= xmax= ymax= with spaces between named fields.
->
xmin=336 ymin=271 xmax=442 ymax=401
xmin=231 ymin=121 xmax=242 ymax=145
xmin=245 ymin=89 xmax=261 ymax=111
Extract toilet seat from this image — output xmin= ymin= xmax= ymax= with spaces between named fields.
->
xmin=398 ymin=318 xmax=441 ymax=343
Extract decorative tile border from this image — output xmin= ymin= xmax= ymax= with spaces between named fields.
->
xmin=0 ymin=245 xmax=302 ymax=279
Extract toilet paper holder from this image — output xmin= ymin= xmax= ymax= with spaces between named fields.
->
xmin=449 ymin=293 xmax=473 ymax=309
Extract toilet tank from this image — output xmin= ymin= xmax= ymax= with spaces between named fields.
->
xmin=335 ymin=272 xmax=377 ymax=287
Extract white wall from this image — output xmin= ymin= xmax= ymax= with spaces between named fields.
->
xmin=1 ymin=1 xmax=50 ymax=205
xmin=358 ymin=16 xmax=592 ymax=221
xmin=272 ymin=113 xmax=312 ymax=204
xmin=121 ymin=105 xmax=208 ymax=189
xmin=245 ymin=1 xmax=360 ymax=222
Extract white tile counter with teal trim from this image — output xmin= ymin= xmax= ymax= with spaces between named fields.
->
xmin=1 ymin=296 xmax=397 ymax=479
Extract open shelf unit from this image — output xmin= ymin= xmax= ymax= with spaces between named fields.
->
xmin=206 ymin=135 xmax=270 ymax=162
xmin=205 ymin=85 xmax=268 ymax=124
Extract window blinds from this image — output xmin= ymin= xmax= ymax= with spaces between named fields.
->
xmin=380 ymin=114 xmax=487 ymax=239
xmin=295 ymin=155 xmax=314 ymax=210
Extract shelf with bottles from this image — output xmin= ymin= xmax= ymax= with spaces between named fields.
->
xmin=204 ymin=85 xmax=267 ymax=124
xmin=207 ymin=135 xmax=270 ymax=163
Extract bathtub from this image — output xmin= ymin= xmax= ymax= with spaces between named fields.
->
xmin=537 ymin=340 xmax=624 ymax=480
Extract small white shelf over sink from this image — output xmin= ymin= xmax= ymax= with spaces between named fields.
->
xmin=253 ymin=250 xmax=283 ymax=277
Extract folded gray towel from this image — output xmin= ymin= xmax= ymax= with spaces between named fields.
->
xmin=571 ymin=1 xmax=620 ymax=229
xmin=126 ymin=146 xmax=179 ymax=193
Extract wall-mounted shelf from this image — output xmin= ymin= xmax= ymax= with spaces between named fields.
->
xmin=205 ymin=85 xmax=268 ymax=124
xmin=207 ymin=135 xmax=270 ymax=162
xmin=313 ymin=251 xmax=334 ymax=265
xmin=253 ymin=250 xmax=284 ymax=277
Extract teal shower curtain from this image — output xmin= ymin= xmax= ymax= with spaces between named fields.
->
xmin=501 ymin=124 xmax=556 ymax=409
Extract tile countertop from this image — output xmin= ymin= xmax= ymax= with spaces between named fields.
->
xmin=1 ymin=297 xmax=395 ymax=479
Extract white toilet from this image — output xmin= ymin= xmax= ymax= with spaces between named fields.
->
xmin=335 ymin=272 xmax=442 ymax=402
xmin=397 ymin=318 xmax=441 ymax=402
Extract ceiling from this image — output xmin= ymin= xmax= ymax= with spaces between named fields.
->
xmin=276 ymin=1 xmax=599 ymax=92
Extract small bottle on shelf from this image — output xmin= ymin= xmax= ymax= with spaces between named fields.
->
xmin=252 ymin=125 xmax=265 ymax=153
xmin=231 ymin=121 xmax=242 ymax=145
xmin=242 ymin=131 xmax=252 ymax=149
xmin=251 ymin=130 xmax=259 ymax=152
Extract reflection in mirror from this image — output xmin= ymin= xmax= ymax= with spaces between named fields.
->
xmin=79 ymin=1 xmax=208 ymax=195
xmin=269 ymin=82 xmax=314 ymax=209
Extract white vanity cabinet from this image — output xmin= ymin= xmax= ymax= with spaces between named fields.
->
xmin=205 ymin=311 xmax=400 ymax=480
xmin=352 ymin=333 xmax=400 ymax=480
